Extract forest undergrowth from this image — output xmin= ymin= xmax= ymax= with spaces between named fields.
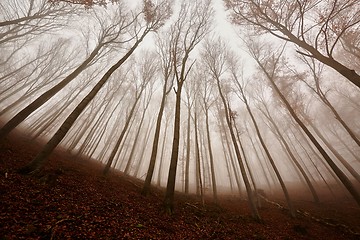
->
xmin=1 ymin=132 xmax=359 ymax=240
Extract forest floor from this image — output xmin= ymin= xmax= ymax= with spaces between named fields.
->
xmin=1 ymin=132 xmax=360 ymax=240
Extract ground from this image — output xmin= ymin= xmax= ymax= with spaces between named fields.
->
xmin=0 ymin=133 xmax=359 ymax=239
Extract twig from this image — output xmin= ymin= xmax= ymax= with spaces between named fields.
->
xmin=296 ymin=209 xmax=360 ymax=237
xmin=50 ymin=218 xmax=74 ymax=240
xmin=260 ymin=195 xmax=360 ymax=237
xmin=185 ymin=202 xmax=201 ymax=210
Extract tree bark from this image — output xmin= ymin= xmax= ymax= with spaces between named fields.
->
xmin=256 ymin=59 xmax=360 ymax=206
xmin=103 ymin=86 xmax=146 ymax=175
xmin=18 ymin=28 xmax=150 ymax=174
xmin=243 ymin=97 xmax=296 ymax=217
xmin=0 ymin=43 xmax=103 ymax=141
xmin=204 ymin=108 xmax=218 ymax=203
xmin=215 ymin=84 xmax=261 ymax=220
xmin=164 ymin=83 xmax=183 ymax=213
xmin=142 ymin=84 xmax=169 ymax=195
xmin=258 ymin=103 xmax=319 ymax=203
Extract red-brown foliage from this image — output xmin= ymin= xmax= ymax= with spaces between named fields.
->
xmin=0 ymin=133 xmax=359 ymax=239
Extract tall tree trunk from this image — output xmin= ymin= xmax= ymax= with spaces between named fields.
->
xmin=321 ymin=95 xmax=360 ymax=147
xmin=157 ymin=120 xmax=169 ymax=187
xmin=307 ymin=120 xmax=360 ymax=183
xmin=215 ymin=84 xmax=261 ymax=220
xmin=256 ymin=60 xmax=360 ymax=206
xmin=243 ymin=98 xmax=296 ymax=217
xmin=234 ymin=122 xmax=259 ymax=203
xmin=0 ymin=43 xmax=104 ymax=141
xmin=329 ymin=128 xmax=360 ymax=163
xmin=18 ymin=29 xmax=150 ymax=174
xmin=113 ymin=113 xmax=138 ymax=169
xmin=289 ymin=127 xmax=337 ymax=198
xmin=134 ymin=119 xmax=153 ymax=178
xmin=142 ymin=85 xmax=169 ymax=195
xmin=301 ymin=62 xmax=360 ymax=147
xmin=87 ymin=98 xmax=124 ymax=161
xmin=245 ymin=124 xmax=273 ymax=192
xmin=184 ymin=106 xmax=191 ymax=194
xmin=27 ymin=79 xmax=92 ymax=139
xmin=259 ymin=104 xmax=319 ymax=203
xmin=194 ymin=109 xmax=205 ymax=204
xmin=124 ymin=106 xmax=148 ymax=175
xmin=290 ymin=124 xmax=349 ymax=193
xmin=204 ymin=108 xmax=218 ymax=203
xmin=103 ymin=89 xmax=145 ymax=175
xmin=218 ymin=107 xmax=242 ymax=195
xmin=164 ymin=83 xmax=184 ymax=213
xmin=220 ymin=136 xmax=235 ymax=193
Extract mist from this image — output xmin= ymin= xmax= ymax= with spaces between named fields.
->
xmin=1 ymin=0 xmax=360 ymax=236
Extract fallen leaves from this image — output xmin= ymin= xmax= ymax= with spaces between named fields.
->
xmin=0 ymin=134 xmax=359 ymax=239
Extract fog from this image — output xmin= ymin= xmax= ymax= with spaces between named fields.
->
xmin=1 ymin=0 xmax=360 ymax=212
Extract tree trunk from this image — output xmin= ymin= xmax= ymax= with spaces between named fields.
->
xmin=184 ymin=106 xmax=191 ymax=194
xmin=142 ymin=85 xmax=168 ymax=195
xmin=259 ymin=104 xmax=319 ymax=203
xmin=243 ymin=98 xmax=296 ymax=217
xmin=217 ymin=107 xmax=243 ymax=195
xmin=0 ymin=43 xmax=103 ymax=141
xmin=215 ymin=83 xmax=261 ymax=220
xmin=204 ymin=108 xmax=218 ymax=203
xmin=157 ymin=120 xmax=169 ymax=187
xmin=18 ymin=29 xmax=150 ymax=174
xmin=329 ymin=128 xmax=360 ymax=163
xmin=134 ymin=119 xmax=153 ymax=178
xmin=194 ymin=108 xmax=205 ymax=204
xmin=258 ymin=62 xmax=360 ymax=206
xmin=307 ymin=120 xmax=360 ymax=183
xmin=234 ymin=122 xmax=259 ymax=203
xmin=290 ymin=124 xmax=350 ymax=196
xmin=124 ymin=106 xmax=148 ymax=175
xmin=164 ymin=83 xmax=183 ymax=213
xmin=267 ymin=17 xmax=360 ymax=89
xmin=245 ymin=124 xmax=273 ymax=192
xmin=103 ymin=89 xmax=145 ymax=175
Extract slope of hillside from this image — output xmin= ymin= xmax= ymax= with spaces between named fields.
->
xmin=1 ymin=133 xmax=359 ymax=239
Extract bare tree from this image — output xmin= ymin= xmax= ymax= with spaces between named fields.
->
xmin=296 ymin=56 xmax=360 ymax=147
xmin=225 ymin=0 xmax=360 ymax=88
xmin=0 ymin=3 xmax=143 ymax=140
xmin=17 ymin=1 xmax=172 ymax=174
xmin=124 ymin=83 xmax=155 ymax=175
xmin=305 ymin=118 xmax=360 ymax=183
xmin=215 ymin=101 xmax=243 ymax=195
xmin=156 ymin=112 xmax=172 ymax=187
xmin=0 ymin=0 xmax=74 ymax=45
xmin=254 ymin=86 xmax=320 ymax=204
xmin=164 ymin=0 xmax=212 ymax=213
xmin=182 ymin=80 xmax=195 ymax=194
xmin=133 ymin=117 xmax=155 ymax=178
xmin=26 ymin=70 xmax=101 ymax=140
xmin=202 ymin=38 xmax=261 ymax=220
xmin=229 ymin=58 xmax=297 ymax=216
xmin=103 ymin=51 xmax=158 ymax=175
xmin=67 ymin=71 xmax=130 ymax=159
xmin=193 ymin=98 xmax=205 ymax=204
xmin=142 ymin=30 xmax=174 ymax=196
xmin=0 ymin=39 xmax=75 ymax=105
xmin=246 ymin=39 xmax=360 ymax=206
xmin=0 ymin=0 xmax=71 ymax=27
xmin=48 ymin=0 xmax=119 ymax=8
xmin=197 ymin=69 xmax=218 ymax=203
